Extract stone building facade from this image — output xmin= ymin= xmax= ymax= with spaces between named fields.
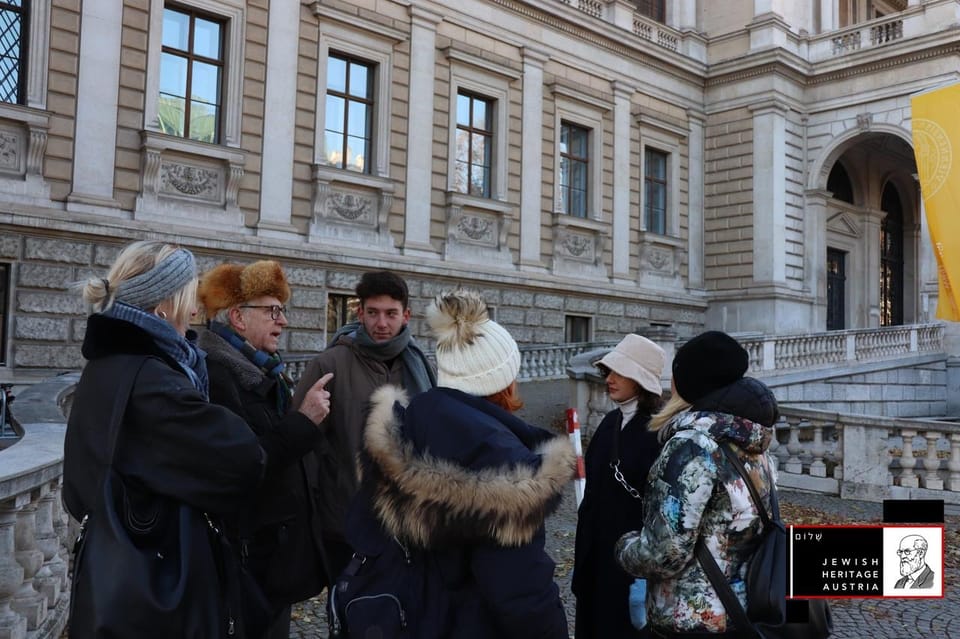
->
xmin=0 ymin=0 xmax=955 ymax=380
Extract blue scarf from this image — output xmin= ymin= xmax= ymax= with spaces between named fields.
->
xmin=207 ymin=320 xmax=293 ymax=413
xmin=103 ymin=302 xmax=209 ymax=399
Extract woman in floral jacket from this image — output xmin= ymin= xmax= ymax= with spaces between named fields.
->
xmin=616 ymin=331 xmax=779 ymax=639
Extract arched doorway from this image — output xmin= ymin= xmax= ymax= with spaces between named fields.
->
xmin=821 ymin=132 xmax=919 ymax=329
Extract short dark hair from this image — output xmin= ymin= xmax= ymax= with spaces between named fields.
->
xmin=356 ymin=270 xmax=409 ymax=308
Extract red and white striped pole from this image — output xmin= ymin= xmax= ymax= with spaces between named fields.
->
xmin=566 ymin=407 xmax=586 ymax=506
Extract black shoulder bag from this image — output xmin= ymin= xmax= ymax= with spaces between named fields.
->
xmin=695 ymin=443 xmax=833 ymax=639
xmin=68 ymin=360 xmax=244 ymax=638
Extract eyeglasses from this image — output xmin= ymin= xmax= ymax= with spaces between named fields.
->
xmin=239 ymin=304 xmax=287 ymax=320
xmin=896 ymin=548 xmax=921 ymax=556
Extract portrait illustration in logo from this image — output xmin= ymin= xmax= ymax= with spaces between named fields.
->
xmin=893 ymin=534 xmax=935 ymax=589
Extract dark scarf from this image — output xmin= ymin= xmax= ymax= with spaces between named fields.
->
xmin=102 ymin=302 xmax=209 ymax=399
xmin=330 ymin=321 xmax=436 ymax=395
xmin=207 ymin=320 xmax=293 ymax=413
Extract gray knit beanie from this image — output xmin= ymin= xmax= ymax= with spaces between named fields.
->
xmin=115 ymin=248 xmax=197 ymax=310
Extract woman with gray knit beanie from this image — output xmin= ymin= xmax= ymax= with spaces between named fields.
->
xmin=63 ymin=240 xmax=268 ymax=638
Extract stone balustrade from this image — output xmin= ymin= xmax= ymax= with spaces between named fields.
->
xmin=773 ymin=405 xmax=960 ymax=506
xmin=0 ymin=373 xmax=78 ymax=639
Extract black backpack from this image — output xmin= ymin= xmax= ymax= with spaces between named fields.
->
xmin=696 ymin=443 xmax=831 ymax=639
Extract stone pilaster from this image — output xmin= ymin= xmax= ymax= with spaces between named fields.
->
xmin=750 ymin=100 xmax=789 ymax=285
xmin=687 ymin=111 xmax=706 ymax=290
xmin=520 ymin=47 xmax=548 ymax=269
xmin=611 ymin=82 xmax=633 ymax=281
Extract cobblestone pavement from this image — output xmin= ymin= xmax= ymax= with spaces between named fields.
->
xmin=290 ymin=488 xmax=959 ymax=638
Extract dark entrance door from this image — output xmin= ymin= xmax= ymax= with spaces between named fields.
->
xmin=827 ymin=248 xmax=846 ymax=330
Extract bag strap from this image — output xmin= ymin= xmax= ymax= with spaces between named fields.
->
xmin=693 ymin=442 xmax=776 ymax=639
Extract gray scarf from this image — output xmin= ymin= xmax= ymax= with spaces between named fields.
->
xmin=332 ymin=321 xmax=436 ymax=395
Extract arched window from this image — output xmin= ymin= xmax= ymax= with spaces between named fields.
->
xmin=827 ymin=162 xmax=854 ymax=203
xmin=880 ymin=181 xmax=904 ymax=326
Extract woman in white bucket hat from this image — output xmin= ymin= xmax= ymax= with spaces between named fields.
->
xmin=572 ymin=334 xmax=666 ymax=639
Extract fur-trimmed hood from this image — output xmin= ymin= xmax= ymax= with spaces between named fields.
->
xmin=197 ymin=327 xmax=265 ymax=389
xmin=361 ymin=385 xmax=575 ymax=549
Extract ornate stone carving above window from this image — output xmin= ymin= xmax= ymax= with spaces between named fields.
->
xmin=551 ymin=213 xmax=608 ymax=280
xmin=444 ymin=192 xmax=514 ymax=266
xmin=637 ymin=231 xmax=684 ymax=290
xmin=0 ymin=104 xmax=51 ymax=204
xmin=309 ymin=165 xmax=397 ymax=251
xmin=135 ymin=131 xmax=245 ymax=227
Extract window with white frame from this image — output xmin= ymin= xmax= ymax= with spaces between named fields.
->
xmin=444 ymin=48 xmax=515 ymax=202
xmin=560 ymin=121 xmax=590 ymax=218
xmin=145 ymin=0 xmax=244 ymax=148
xmin=159 ymin=5 xmax=225 ymax=144
xmin=644 ymin=147 xmax=668 ymax=234
xmin=551 ymin=86 xmax=608 ymax=222
xmin=323 ymin=53 xmax=374 ymax=173
xmin=454 ymin=91 xmax=493 ymax=198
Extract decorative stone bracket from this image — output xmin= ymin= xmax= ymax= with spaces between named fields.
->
xmin=637 ymin=231 xmax=684 ymax=290
xmin=551 ymin=212 xmax=608 ymax=279
xmin=443 ymin=192 xmax=514 ymax=266
xmin=0 ymin=104 xmax=51 ymax=204
xmin=134 ymin=131 xmax=245 ymax=227
xmin=309 ymin=165 xmax=396 ymax=251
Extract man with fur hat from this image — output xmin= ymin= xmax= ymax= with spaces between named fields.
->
xmin=291 ymin=269 xmax=436 ymax=583
xmin=198 ymin=260 xmax=334 ymax=639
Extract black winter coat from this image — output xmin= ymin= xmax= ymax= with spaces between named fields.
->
xmin=63 ymin=314 xmax=267 ymax=638
xmin=572 ymin=408 xmax=660 ymax=639
xmin=199 ymin=329 xmax=330 ymax=609
xmin=353 ymin=385 xmax=574 ymax=639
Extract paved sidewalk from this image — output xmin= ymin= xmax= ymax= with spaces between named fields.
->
xmin=291 ymin=487 xmax=958 ymax=638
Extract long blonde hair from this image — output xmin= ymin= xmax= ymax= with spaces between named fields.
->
xmin=647 ymin=392 xmax=692 ymax=436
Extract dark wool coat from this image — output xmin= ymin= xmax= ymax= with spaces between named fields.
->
xmin=572 ymin=409 xmax=659 ymax=639
xmin=199 ymin=329 xmax=329 ymax=609
xmin=63 ymin=315 xmax=267 ymax=638
xmin=354 ymin=385 xmax=574 ymax=639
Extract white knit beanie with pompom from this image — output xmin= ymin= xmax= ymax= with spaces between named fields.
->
xmin=427 ymin=290 xmax=521 ymax=397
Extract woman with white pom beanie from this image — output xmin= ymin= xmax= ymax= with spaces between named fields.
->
xmin=333 ymin=289 xmax=574 ymax=639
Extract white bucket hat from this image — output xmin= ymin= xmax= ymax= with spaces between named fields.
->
xmin=594 ymin=334 xmax=665 ymax=396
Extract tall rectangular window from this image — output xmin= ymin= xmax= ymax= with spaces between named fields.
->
xmin=324 ymin=53 xmax=373 ymax=173
xmin=326 ymin=293 xmax=358 ymax=336
xmin=454 ymin=91 xmax=493 ymax=197
xmin=0 ymin=0 xmax=27 ymax=104
xmin=644 ymin=148 xmax=668 ymax=234
xmin=0 ymin=263 xmax=8 ymax=364
xmin=635 ymin=0 xmax=665 ymax=22
xmin=159 ymin=5 xmax=224 ymax=143
xmin=560 ymin=122 xmax=589 ymax=218
xmin=564 ymin=315 xmax=591 ymax=343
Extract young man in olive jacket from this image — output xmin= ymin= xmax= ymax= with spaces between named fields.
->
xmin=197 ymin=260 xmax=333 ymax=639
xmin=291 ymin=270 xmax=436 ymax=582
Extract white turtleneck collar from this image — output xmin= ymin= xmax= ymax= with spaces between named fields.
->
xmin=616 ymin=396 xmax=639 ymax=428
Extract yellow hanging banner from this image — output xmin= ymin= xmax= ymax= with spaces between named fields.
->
xmin=912 ymin=83 xmax=960 ymax=321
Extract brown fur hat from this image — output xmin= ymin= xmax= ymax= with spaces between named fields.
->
xmin=198 ymin=260 xmax=290 ymax=318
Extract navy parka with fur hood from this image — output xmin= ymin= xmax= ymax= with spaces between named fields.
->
xmin=349 ymin=384 xmax=573 ymax=639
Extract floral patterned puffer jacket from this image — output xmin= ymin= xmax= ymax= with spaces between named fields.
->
xmin=616 ymin=376 xmax=778 ymax=634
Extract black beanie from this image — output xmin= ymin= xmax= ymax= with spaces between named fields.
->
xmin=672 ymin=331 xmax=750 ymax=403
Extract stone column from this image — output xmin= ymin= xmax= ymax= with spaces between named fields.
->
xmin=68 ymin=0 xmax=123 ymax=210
xmin=611 ymin=82 xmax=633 ymax=282
xmin=257 ymin=0 xmax=301 ymax=238
xmin=520 ymin=47 xmax=548 ymax=269
xmin=750 ymin=100 xmax=789 ymax=285
xmin=402 ymin=5 xmax=442 ymax=256
xmin=33 ymin=488 xmax=64 ymax=608
xmin=12 ymin=503 xmax=45 ymax=630
xmin=687 ymin=111 xmax=706 ymax=290
xmin=676 ymin=0 xmax=698 ymax=29
xmin=863 ymin=208 xmax=885 ymax=327
xmin=820 ymin=0 xmax=837 ymax=32
xmin=0 ymin=501 xmax=26 ymax=639
xmin=805 ymin=189 xmax=831 ymax=327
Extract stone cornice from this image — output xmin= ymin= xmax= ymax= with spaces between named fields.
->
xmin=807 ymin=42 xmax=960 ymax=86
